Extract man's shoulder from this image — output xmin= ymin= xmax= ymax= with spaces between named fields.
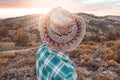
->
xmin=36 ymin=44 xmax=47 ymax=60
xmin=37 ymin=44 xmax=47 ymax=53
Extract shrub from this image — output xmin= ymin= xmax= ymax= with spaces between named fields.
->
xmin=76 ymin=67 xmax=85 ymax=80
xmin=105 ymin=60 xmax=118 ymax=67
xmin=0 ymin=58 xmax=8 ymax=65
xmin=68 ymin=50 xmax=80 ymax=58
xmin=114 ymin=40 xmax=120 ymax=63
xmin=103 ymin=40 xmax=120 ymax=63
xmin=80 ymin=54 xmax=94 ymax=65
xmin=105 ymin=41 xmax=114 ymax=48
xmin=36 ymin=30 xmax=41 ymax=42
xmin=83 ymin=35 xmax=105 ymax=42
xmin=103 ymin=50 xmax=117 ymax=60
xmin=114 ymin=40 xmax=120 ymax=50
xmin=97 ymin=72 xmax=120 ymax=80
xmin=97 ymin=73 xmax=109 ymax=80
xmin=106 ymin=29 xmax=120 ymax=41
xmin=0 ymin=26 xmax=8 ymax=38
xmin=14 ymin=28 xmax=29 ymax=46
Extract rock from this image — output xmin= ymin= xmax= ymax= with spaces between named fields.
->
xmin=98 ymin=67 xmax=105 ymax=72
xmin=84 ymin=77 xmax=93 ymax=80
xmin=108 ymin=66 xmax=118 ymax=71
xmin=95 ymin=57 xmax=105 ymax=67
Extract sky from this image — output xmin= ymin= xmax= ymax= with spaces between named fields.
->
xmin=0 ymin=0 xmax=120 ymax=18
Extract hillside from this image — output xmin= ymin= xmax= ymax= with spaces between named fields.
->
xmin=0 ymin=13 xmax=120 ymax=41
xmin=76 ymin=12 xmax=120 ymax=33
xmin=0 ymin=13 xmax=120 ymax=80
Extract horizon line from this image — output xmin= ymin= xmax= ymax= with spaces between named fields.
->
xmin=0 ymin=8 xmax=120 ymax=19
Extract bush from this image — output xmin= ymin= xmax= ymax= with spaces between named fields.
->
xmin=76 ymin=67 xmax=85 ymax=80
xmin=80 ymin=54 xmax=94 ymax=65
xmin=0 ymin=26 xmax=8 ymax=38
xmin=14 ymin=28 xmax=29 ymax=46
xmin=114 ymin=40 xmax=120 ymax=63
xmin=103 ymin=40 xmax=120 ymax=63
xmin=105 ymin=41 xmax=114 ymax=48
xmin=105 ymin=60 xmax=118 ymax=67
xmin=103 ymin=50 xmax=117 ymax=60
xmin=83 ymin=35 xmax=105 ymax=42
xmin=106 ymin=29 xmax=120 ymax=41
xmin=114 ymin=40 xmax=120 ymax=50
xmin=97 ymin=72 xmax=120 ymax=80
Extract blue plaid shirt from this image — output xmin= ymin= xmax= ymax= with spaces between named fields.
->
xmin=36 ymin=44 xmax=78 ymax=80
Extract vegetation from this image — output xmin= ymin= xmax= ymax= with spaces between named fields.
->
xmin=103 ymin=40 xmax=120 ymax=63
xmin=0 ymin=13 xmax=120 ymax=80
xmin=106 ymin=29 xmax=120 ymax=41
xmin=0 ymin=26 xmax=8 ymax=38
xmin=14 ymin=28 xmax=29 ymax=46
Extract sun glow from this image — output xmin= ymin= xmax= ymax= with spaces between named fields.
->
xmin=0 ymin=8 xmax=51 ymax=18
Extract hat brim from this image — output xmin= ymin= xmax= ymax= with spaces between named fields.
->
xmin=39 ymin=14 xmax=86 ymax=52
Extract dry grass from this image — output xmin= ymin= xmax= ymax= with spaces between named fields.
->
xmin=76 ymin=67 xmax=85 ymax=80
xmin=105 ymin=60 xmax=118 ymax=67
xmin=0 ymin=48 xmax=38 ymax=80
xmin=103 ymin=50 xmax=117 ymax=60
xmin=80 ymin=54 xmax=94 ymax=65
xmin=114 ymin=40 xmax=120 ymax=63
xmin=97 ymin=72 xmax=120 ymax=80
xmin=0 ymin=40 xmax=120 ymax=79
xmin=106 ymin=29 xmax=120 ymax=41
xmin=103 ymin=40 xmax=120 ymax=64
xmin=0 ymin=42 xmax=15 ymax=51
xmin=0 ymin=52 xmax=16 ymax=58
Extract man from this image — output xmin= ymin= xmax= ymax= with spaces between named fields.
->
xmin=36 ymin=7 xmax=86 ymax=80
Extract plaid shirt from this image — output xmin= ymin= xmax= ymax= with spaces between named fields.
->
xmin=36 ymin=44 xmax=78 ymax=80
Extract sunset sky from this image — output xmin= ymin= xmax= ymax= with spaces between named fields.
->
xmin=0 ymin=0 xmax=120 ymax=18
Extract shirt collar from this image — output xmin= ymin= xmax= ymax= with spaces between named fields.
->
xmin=48 ymin=47 xmax=69 ymax=60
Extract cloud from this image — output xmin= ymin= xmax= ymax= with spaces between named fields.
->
xmin=0 ymin=0 xmax=120 ymax=16
xmin=0 ymin=0 xmax=61 ymax=8
xmin=81 ymin=0 xmax=120 ymax=9
xmin=0 ymin=0 xmax=120 ymax=10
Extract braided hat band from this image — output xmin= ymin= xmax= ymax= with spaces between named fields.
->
xmin=39 ymin=8 xmax=86 ymax=52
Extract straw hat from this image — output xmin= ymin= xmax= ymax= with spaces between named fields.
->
xmin=39 ymin=7 xmax=86 ymax=52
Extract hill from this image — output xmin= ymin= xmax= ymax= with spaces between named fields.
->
xmin=0 ymin=13 xmax=120 ymax=41
xmin=0 ymin=13 xmax=120 ymax=80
